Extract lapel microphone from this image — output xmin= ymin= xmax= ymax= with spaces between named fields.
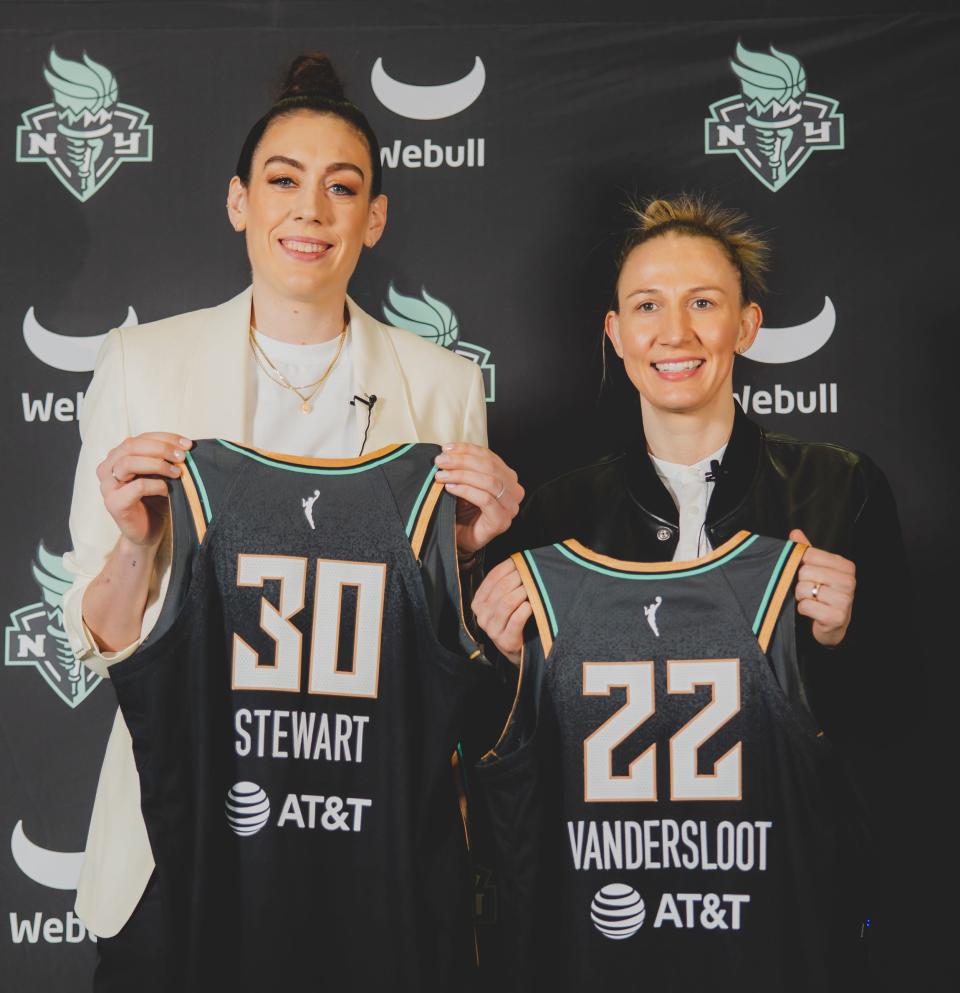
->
xmin=350 ymin=395 xmax=378 ymax=455
xmin=704 ymin=459 xmax=725 ymax=483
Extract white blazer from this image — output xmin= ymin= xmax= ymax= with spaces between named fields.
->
xmin=64 ymin=288 xmax=487 ymax=937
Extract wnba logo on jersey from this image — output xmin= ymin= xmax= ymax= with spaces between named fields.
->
xmin=382 ymin=283 xmax=496 ymax=401
xmin=4 ymin=543 xmax=101 ymax=708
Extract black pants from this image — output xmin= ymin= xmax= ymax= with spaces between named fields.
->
xmin=93 ymin=872 xmax=164 ymax=993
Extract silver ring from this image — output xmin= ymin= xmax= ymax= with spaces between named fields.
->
xmin=810 ymin=582 xmax=821 ymax=600
xmin=494 ymin=479 xmax=506 ymax=501
xmin=111 ymin=467 xmax=121 ymax=483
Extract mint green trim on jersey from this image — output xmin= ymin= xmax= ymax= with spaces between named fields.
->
xmin=217 ymin=440 xmax=415 ymax=475
xmin=555 ymin=533 xmax=759 ymax=581
xmin=405 ymin=466 xmax=440 ymax=537
xmin=523 ymin=550 xmax=559 ymax=636
xmin=184 ymin=451 xmax=212 ymax=523
xmin=752 ymin=540 xmax=794 ymax=634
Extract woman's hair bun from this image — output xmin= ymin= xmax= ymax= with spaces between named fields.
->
xmin=277 ymin=53 xmax=346 ymax=103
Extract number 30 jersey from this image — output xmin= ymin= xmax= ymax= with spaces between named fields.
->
xmin=478 ymin=533 xmax=866 ymax=993
xmin=110 ymin=441 xmax=486 ymax=992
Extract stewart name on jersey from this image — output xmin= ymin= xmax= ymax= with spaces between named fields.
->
xmin=109 ymin=441 xmax=487 ymax=991
xmin=478 ymin=533 xmax=867 ymax=992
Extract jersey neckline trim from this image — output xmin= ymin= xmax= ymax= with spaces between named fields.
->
xmin=557 ymin=530 xmax=757 ymax=579
xmin=216 ymin=440 xmax=414 ymax=474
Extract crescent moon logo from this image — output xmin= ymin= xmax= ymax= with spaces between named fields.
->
xmin=742 ymin=297 xmax=836 ymax=364
xmin=10 ymin=820 xmax=83 ymax=890
xmin=371 ymin=56 xmax=486 ymax=120
xmin=23 ymin=306 xmax=137 ymax=372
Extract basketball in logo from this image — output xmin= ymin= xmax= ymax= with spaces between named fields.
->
xmin=590 ymin=883 xmax=646 ymax=939
xmin=225 ymin=782 xmax=271 ymax=837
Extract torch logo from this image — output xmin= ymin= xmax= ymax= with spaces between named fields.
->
xmin=4 ymin=543 xmax=101 ymax=709
xmin=704 ymin=43 xmax=844 ymax=192
xmin=16 ymin=49 xmax=154 ymax=202
xmin=382 ymin=283 xmax=496 ymax=402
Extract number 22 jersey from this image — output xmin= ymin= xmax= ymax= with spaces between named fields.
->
xmin=478 ymin=533 xmax=867 ymax=992
xmin=109 ymin=440 xmax=486 ymax=992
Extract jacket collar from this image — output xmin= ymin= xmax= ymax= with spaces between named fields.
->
xmin=346 ymin=295 xmax=418 ymax=450
xmin=180 ymin=286 xmax=253 ymax=442
xmin=623 ymin=404 xmax=765 ymax=527
xmin=180 ymin=287 xmax=418 ymax=450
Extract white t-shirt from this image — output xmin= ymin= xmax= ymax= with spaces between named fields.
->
xmin=249 ymin=326 xmax=358 ymax=458
xmin=649 ymin=444 xmax=728 ymax=562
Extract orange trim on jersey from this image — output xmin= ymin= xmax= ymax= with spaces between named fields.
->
xmin=563 ymin=530 xmax=753 ymax=573
xmin=513 ymin=552 xmax=554 ymax=656
xmin=410 ymin=479 xmax=445 ymax=561
xmin=248 ymin=443 xmax=404 ymax=468
xmin=451 ymin=749 xmax=471 ymax=851
xmin=179 ymin=463 xmax=207 ymax=542
xmin=757 ymin=542 xmax=808 ymax=653
xmin=481 ymin=641 xmax=525 ymax=762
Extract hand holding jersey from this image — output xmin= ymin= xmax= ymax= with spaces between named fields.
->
xmin=434 ymin=442 xmax=525 ymax=555
xmin=474 ymin=533 xmax=858 ymax=663
xmin=472 ymin=557 xmax=532 ymax=667
xmin=789 ymin=528 xmax=856 ymax=647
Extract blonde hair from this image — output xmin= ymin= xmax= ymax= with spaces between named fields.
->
xmin=613 ymin=194 xmax=771 ymax=305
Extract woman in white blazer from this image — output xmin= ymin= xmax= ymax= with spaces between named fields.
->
xmin=63 ymin=53 xmax=522 ymax=988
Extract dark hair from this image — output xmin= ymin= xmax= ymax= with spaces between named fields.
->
xmin=612 ymin=194 xmax=770 ymax=307
xmin=235 ymin=53 xmax=382 ymax=196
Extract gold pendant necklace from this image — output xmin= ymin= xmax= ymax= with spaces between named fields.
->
xmin=249 ymin=320 xmax=347 ymax=414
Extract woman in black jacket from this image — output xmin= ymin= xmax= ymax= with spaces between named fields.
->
xmin=475 ymin=193 xmax=908 ymax=746
xmin=471 ymin=195 xmax=909 ymax=989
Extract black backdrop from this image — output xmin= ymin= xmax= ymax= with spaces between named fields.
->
xmin=1 ymin=2 xmax=957 ymax=989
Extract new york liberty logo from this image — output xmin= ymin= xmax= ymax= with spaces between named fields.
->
xmin=382 ymin=284 xmax=496 ymax=401
xmin=704 ymin=43 xmax=844 ymax=192
xmin=16 ymin=49 xmax=154 ymax=202
xmin=4 ymin=544 xmax=101 ymax=708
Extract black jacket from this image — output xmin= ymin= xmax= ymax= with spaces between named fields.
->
xmin=513 ymin=407 xmax=912 ymax=744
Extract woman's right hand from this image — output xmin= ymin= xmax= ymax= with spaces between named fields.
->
xmin=96 ymin=433 xmax=193 ymax=547
xmin=471 ymin=558 xmax=532 ymax=668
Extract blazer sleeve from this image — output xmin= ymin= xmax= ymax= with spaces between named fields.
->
xmin=61 ymin=329 xmax=171 ymax=678
xmin=460 ymin=362 xmax=488 ymax=446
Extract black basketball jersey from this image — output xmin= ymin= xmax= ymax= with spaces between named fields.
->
xmin=478 ymin=532 xmax=865 ymax=992
xmin=110 ymin=440 xmax=487 ymax=992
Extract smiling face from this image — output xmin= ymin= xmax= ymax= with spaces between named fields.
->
xmin=226 ymin=110 xmax=387 ymax=306
xmin=605 ymin=232 xmax=762 ymax=420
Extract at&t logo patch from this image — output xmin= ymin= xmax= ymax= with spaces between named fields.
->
xmin=225 ymin=782 xmax=271 ymax=837
xmin=591 ymin=883 xmax=646 ymax=939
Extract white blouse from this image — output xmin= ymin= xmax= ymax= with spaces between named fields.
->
xmin=249 ymin=326 xmax=358 ymax=458
xmin=649 ymin=444 xmax=728 ymax=562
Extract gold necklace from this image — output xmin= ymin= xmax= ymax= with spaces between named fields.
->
xmin=249 ymin=323 xmax=347 ymax=413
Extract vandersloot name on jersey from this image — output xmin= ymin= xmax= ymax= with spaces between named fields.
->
xmin=569 ymin=817 xmax=770 ymax=933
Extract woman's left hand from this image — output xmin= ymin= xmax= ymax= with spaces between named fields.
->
xmin=789 ymin=529 xmax=856 ymax=647
xmin=435 ymin=443 xmax=524 ymax=555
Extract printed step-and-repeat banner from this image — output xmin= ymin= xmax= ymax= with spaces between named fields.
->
xmin=1 ymin=11 xmax=956 ymax=991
